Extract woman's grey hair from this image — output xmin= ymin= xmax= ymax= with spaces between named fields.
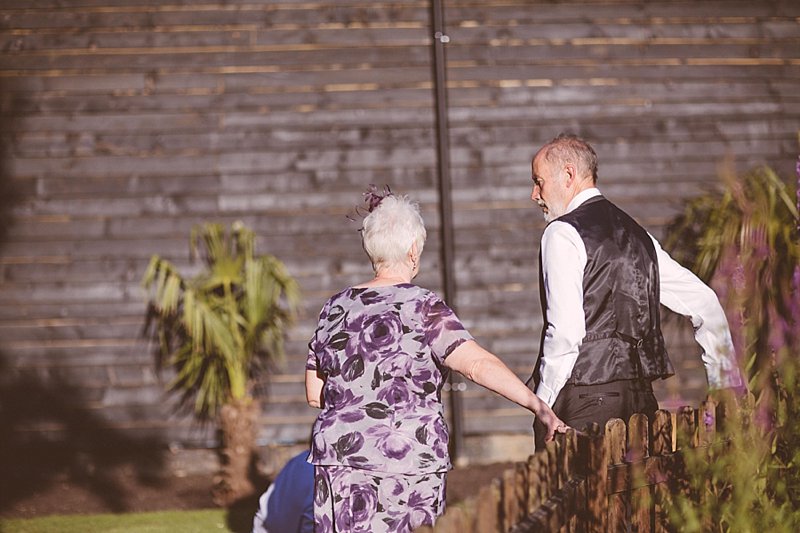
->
xmin=361 ymin=194 xmax=426 ymax=271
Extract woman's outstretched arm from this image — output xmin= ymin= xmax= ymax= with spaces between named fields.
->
xmin=444 ymin=340 xmax=567 ymax=442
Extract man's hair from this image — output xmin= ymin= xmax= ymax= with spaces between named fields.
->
xmin=540 ymin=133 xmax=599 ymax=182
xmin=361 ymin=194 xmax=426 ymax=271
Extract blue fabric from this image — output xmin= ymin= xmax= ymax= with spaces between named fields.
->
xmin=258 ymin=450 xmax=314 ymax=533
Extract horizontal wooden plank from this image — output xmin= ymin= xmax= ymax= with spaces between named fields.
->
xmin=0 ymin=26 xmax=429 ymax=52
xmin=5 ymin=87 xmax=435 ymax=116
xmin=446 ymin=2 xmax=800 ymax=23
xmin=0 ymin=5 xmax=431 ymax=31
xmin=0 ymin=45 xmax=434 ymax=71
xmin=447 ymin=20 xmax=800 ymax=42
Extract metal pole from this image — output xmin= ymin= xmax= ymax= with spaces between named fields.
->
xmin=430 ymin=0 xmax=466 ymax=464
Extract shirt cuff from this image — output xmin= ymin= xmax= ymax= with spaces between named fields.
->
xmin=536 ymin=381 xmax=559 ymax=408
xmin=706 ymin=364 xmax=744 ymax=390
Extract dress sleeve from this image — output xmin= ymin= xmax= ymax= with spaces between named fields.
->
xmin=421 ymin=292 xmax=474 ymax=364
xmin=306 ymin=301 xmax=329 ymax=371
xmin=306 ymin=334 xmax=319 ymax=371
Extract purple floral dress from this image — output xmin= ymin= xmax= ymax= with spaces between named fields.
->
xmin=306 ymin=284 xmax=473 ymax=532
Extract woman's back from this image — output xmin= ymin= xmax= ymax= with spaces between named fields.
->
xmin=306 ymin=283 xmax=472 ymax=474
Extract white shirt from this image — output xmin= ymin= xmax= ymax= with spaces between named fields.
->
xmin=535 ymin=188 xmax=744 ymax=407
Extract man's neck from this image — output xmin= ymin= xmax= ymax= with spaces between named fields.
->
xmin=565 ymin=186 xmax=602 ymax=214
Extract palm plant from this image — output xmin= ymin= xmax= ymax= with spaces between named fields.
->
xmin=664 ymin=160 xmax=799 ymax=378
xmin=663 ymin=155 xmax=800 ymax=530
xmin=142 ymin=221 xmax=300 ymax=505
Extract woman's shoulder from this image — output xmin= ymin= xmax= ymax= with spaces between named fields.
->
xmin=319 ymin=284 xmax=444 ymax=313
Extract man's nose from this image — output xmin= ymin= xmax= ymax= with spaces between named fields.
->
xmin=531 ymin=185 xmax=540 ymax=202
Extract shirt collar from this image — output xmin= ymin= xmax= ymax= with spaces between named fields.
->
xmin=566 ymin=187 xmax=601 ymax=214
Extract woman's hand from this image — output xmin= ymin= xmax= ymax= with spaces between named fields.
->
xmin=534 ymin=403 xmax=569 ymax=443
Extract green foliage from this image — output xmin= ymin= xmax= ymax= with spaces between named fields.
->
xmin=664 ymin=162 xmax=799 ymax=372
xmin=1 ymin=509 xmax=233 ymax=533
xmin=142 ymin=221 xmax=300 ymax=419
xmin=666 ymin=347 xmax=800 ymax=533
xmin=663 ymin=157 xmax=800 ymax=531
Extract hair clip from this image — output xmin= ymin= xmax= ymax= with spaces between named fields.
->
xmin=347 ymin=184 xmax=393 ymax=221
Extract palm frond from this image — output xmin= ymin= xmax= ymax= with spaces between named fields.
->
xmin=142 ymin=221 xmax=301 ymax=419
xmin=665 ymin=162 xmax=800 ymax=379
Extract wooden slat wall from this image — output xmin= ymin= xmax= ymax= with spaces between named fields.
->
xmin=0 ymin=0 xmax=797 ymax=451
xmin=0 ymin=0 xmax=440 ymax=448
xmin=442 ymin=0 xmax=800 ymax=436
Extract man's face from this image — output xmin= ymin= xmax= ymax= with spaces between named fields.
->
xmin=531 ymin=154 xmax=569 ymax=223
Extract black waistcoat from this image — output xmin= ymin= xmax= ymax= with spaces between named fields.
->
xmin=533 ymin=195 xmax=674 ymax=388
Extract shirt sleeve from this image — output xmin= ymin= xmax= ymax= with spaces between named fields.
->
xmin=650 ymin=234 xmax=744 ymax=389
xmin=535 ymin=221 xmax=588 ymax=407
xmin=421 ymin=292 xmax=474 ymax=364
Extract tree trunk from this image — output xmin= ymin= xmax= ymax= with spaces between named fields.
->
xmin=213 ymin=397 xmax=258 ymax=506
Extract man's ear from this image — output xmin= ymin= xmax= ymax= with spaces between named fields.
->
xmin=563 ymin=164 xmax=576 ymax=186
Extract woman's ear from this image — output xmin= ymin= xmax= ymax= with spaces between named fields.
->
xmin=409 ymin=241 xmax=419 ymax=263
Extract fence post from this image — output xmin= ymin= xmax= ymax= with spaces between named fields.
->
xmin=676 ymin=406 xmax=697 ymax=450
xmin=652 ymin=409 xmax=673 ymax=533
xmin=437 ymin=504 xmax=469 ymax=533
xmin=606 ymin=418 xmax=628 ymax=532
xmin=547 ymin=437 xmax=559 ymax=493
xmin=514 ymin=461 xmax=528 ymax=525
xmin=698 ymin=399 xmax=717 ymax=446
xmin=474 ymin=477 xmax=502 ymax=533
xmin=565 ymin=429 xmax=580 ymax=532
xmin=527 ymin=451 xmax=545 ymax=514
xmin=502 ymin=466 xmax=522 ymax=531
xmin=629 ymin=413 xmax=651 ymax=533
xmin=584 ymin=423 xmax=609 ymax=533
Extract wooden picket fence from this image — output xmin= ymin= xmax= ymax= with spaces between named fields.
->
xmin=417 ymin=397 xmax=746 ymax=533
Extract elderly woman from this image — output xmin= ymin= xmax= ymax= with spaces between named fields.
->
xmin=305 ymin=190 xmax=565 ymax=532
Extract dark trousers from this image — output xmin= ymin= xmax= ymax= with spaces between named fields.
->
xmin=534 ymin=379 xmax=658 ymax=450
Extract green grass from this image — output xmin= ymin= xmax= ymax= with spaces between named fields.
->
xmin=0 ymin=509 xmax=238 ymax=533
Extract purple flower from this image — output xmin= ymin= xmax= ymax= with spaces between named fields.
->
xmin=316 ymin=515 xmax=333 ymax=533
xmin=346 ymin=312 xmax=404 ymax=361
xmin=350 ymin=483 xmax=379 ymax=531
xmin=334 ymin=499 xmax=353 ymax=531
xmin=378 ymin=477 xmax=406 ymax=502
xmin=389 ymin=488 xmax=437 ymax=531
xmin=376 ymin=378 xmax=412 ymax=407
xmin=324 ymin=380 xmax=363 ymax=411
xmin=316 ymin=346 xmax=341 ymax=377
xmin=416 ymin=295 xmax=464 ymax=348
xmin=406 ymin=489 xmax=436 ymax=528
xmin=366 ymin=425 xmax=415 ymax=461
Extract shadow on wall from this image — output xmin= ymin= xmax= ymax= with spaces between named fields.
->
xmin=0 ymin=350 xmax=168 ymax=514
xmin=0 ymin=78 xmax=27 ymax=250
xmin=0 ymin=80 xmax=167 ymax=515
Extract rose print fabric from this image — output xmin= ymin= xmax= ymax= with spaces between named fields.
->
xmin=306 ymin=284 xmax=473 ymax=474
xmin=313 ymin=465 xmax=445 ymax=533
